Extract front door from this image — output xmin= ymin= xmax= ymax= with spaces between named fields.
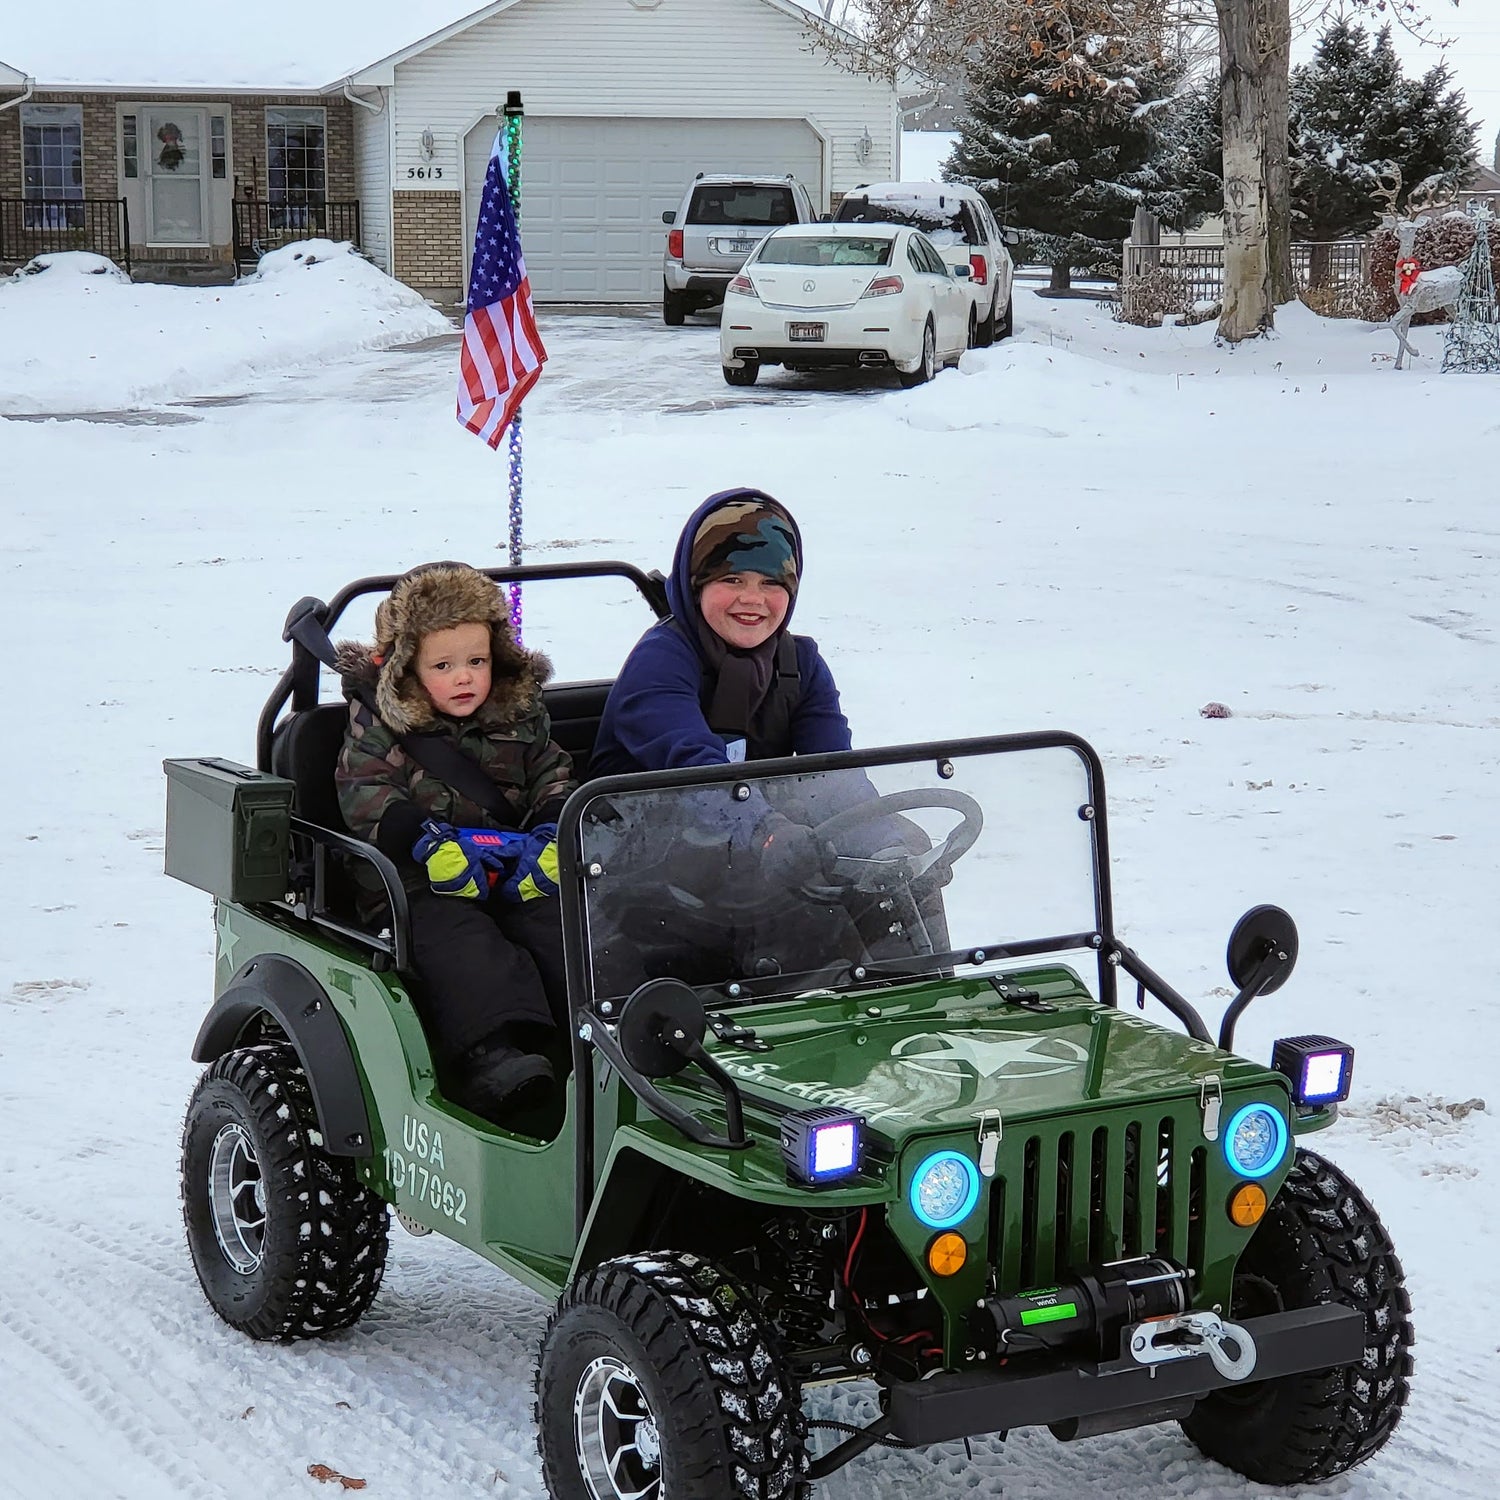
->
xmin=142 ymin=108 xmax=207 ymax=244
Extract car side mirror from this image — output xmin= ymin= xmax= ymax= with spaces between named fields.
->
xmin=819 ymin=212 xmax=833 ymax=223
xmin=952 ymin=263 xmax=971 ymax=279
xmin=1218 ymin=905 xmax=1300 ymax=1052
xmin=661 ymin=210 xmax=676 ymax=225
xmin=1001 ymin=228 xmax=1021 ymax=249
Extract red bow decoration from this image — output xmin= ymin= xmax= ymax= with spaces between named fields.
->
xmin=1397 ymin=257 xmax=1422 ymax=297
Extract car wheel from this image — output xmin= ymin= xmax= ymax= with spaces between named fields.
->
xmin=663 ymin=284 xmax=687 ymax=327
xmin=997 ymin=290 xmax=1014 ymax=340
xmin=181 ymin=1044 xmax=389 ymax=1340
xmin=723 ymin=361 xmax=759 ymax=387
xmin=966 ymin=306 xmax=979 ymax=350
xmin=537 ymin=1251 xmax=808 ymax=1500
xmin=899 ymin=320 xmax=936 ymax=388
xmin=977 ymin=292 xmax=998 ymax=347
xmin=1180 ymin=1149 xmax=1413 ymax=1484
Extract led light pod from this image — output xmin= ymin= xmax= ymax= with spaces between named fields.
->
xmin=1271 ymin=1034 xmax=1355 ymax=1106
xmin=780 ymin=1108 xmax=863 ymax=1186
xmin=909 ymin=1150 xmax=981 ymax=1230
xmin=1224 ymin=1102 xmax=1289 ymax=1180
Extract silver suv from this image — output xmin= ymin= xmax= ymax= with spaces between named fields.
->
xmin=662 ymin=173 xmax=817 ymax=325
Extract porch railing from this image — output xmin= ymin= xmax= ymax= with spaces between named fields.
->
xmin=232 ymin=200 xmax=362 ymax=269
xmin=1119 ymin=240 xmax=1375 ymax=323
xmin=0 ymin=197 xmax=131 ymax=272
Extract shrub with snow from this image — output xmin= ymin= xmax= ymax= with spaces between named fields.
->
xmin=11 ymin=251 xmax=131 ymax=285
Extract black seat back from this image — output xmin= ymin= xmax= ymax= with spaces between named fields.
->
xmin=270 ymin=702 xmax=352 ymax=831
xmin=545 ymin=679 xmax=613 ymax=782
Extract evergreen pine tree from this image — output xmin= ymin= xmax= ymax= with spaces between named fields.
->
xmin=946 ymin=5 xmax=1217 ymax=289
xmin=1291 ymin=20 xmax=1476 ymax=243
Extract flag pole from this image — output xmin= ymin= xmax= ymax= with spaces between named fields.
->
xmin=503 ymin=89 xmax=526 ymax=637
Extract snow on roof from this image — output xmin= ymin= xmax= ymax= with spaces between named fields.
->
xmin=3 ymin=0 xmax=828 ymax=92
xmin=1 ymin=57 xmax=27 ymax=85
xmin=3 ymin=2 xmax=502 ymax=90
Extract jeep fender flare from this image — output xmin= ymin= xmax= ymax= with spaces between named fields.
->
xmin=192 ymin=954 xmax=373 ymax=1157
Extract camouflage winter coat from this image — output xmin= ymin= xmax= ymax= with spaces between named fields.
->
xmin=334 ymin=642 xmax=573 ymax=895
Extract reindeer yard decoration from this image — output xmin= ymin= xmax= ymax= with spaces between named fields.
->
xmin=1374 ymin=167 xmax=1463 ymax=369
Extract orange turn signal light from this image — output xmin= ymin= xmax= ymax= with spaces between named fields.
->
xmin=1228 ymin=1181 xmax=1268 ymax=1228
xmin=927 ymin=1231 xmax=967 ymax=1277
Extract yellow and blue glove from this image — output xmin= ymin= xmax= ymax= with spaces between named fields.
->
xmin=499 ymin=823 xmax=560 ymax=903
xmin=412 ymin=820 xmax=488 ymax=899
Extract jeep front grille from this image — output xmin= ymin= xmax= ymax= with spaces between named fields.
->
xmin=988 ymin=1111 xmax=1209 ymax=1290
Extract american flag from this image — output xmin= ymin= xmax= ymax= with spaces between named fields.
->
xmin=457 ymin=132 xmax=546 ymax=448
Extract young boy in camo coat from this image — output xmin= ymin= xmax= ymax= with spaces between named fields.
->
xmin=335 ymin=562 xmax=572 ymax=1120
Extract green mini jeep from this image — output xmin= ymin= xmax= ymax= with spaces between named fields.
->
xmin=166 ymin=564 xmax=1413 ymax=1499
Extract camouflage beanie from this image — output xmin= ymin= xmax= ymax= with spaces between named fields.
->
xmin=688 ymin=498 xmax=799 ymax=595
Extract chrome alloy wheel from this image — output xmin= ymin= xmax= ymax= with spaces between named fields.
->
xmin=574 ymin=1355 xmax=663 ymax=1500
xmin=207 ymin=1122 xmax=267 ymax=1274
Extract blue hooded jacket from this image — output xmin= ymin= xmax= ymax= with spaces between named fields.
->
xmin=590 ymin=490 xmax=852 ymax=777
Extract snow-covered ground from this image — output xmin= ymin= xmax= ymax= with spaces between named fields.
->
xmin=3 ymin=256 xmax=1498 ymax=1498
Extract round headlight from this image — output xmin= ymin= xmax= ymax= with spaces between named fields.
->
xmin=909 ymin=1150 xmax=981 ymax=1229
xmin=1224 ymin=1103 xmax=1288 ymax=1180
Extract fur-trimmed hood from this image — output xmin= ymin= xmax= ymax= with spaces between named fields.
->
xmin=334 ymin=563 xmax=552 ymax=734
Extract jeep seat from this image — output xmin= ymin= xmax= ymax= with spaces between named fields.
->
xmin=270 ymin=702 xmax=352 ymax=833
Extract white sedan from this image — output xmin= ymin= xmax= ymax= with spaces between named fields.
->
xmin=719 ymin=222 xmax=973 ymax=388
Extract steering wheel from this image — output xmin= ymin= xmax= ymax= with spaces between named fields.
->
xmin=807 ymin=787 xmax=984 ymax=896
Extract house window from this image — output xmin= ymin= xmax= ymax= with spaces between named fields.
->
xmin=266 ymin=106 xmax=325 ymax=229
xmin=123 ymin=114 xmax=138 ymax=179
xmin=211 ymin=115 xmax=226 ymax=179
xmin=21 ymin=103 xmax=84 ymax=229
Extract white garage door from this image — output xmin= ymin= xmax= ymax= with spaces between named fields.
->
xmin=463 ymin=116 xmax=825 ymax=302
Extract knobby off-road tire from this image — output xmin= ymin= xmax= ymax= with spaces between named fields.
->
xmin=537 ymin=1251 xmax=808 ymax=1500
xmin=181 ymin=1044 xmax=389 ymax=1341
xmin=1181 ymin=1148 xmax=1413 ymax=1485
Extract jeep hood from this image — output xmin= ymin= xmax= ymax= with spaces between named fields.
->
xmin=708 ymin=969 xmax=1282 ymax=1142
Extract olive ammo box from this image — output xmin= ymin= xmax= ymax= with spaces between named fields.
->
xmin=164 ymin=757 xmax=294 ymax=904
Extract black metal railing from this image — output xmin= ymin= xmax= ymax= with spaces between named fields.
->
xmin=232 ymin=200 xmax=361 ymax=269
xmin=0 ymin=197 xmax=131 ymax=272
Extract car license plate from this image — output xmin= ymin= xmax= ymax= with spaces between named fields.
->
xmin=723 ymin=238 xmax=755 ymax=254
xmin=788 ymin=322 xmax=826 ymax=342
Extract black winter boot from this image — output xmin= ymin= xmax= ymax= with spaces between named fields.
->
xmin=449 ymin=1041 xmax=554 ymax=1120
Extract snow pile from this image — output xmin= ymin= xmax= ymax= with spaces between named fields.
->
xmin=0 ymin=240 xmax=452 ymax=414
xmin=11 ymin=251 xmax=132 ymax=284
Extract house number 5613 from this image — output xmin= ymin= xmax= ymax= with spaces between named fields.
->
xmin=407 ymin=166 xmax=444 ymax=179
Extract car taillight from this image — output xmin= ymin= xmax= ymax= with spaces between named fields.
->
xmin=969 ymin=253 xmax=988 ymax=286
xmin=861 ymin=275 xmax=904 ymax=298
xmin=727 ymin=274 xmax=758 ymax=298
xmin=668 ymin=228 xmax=684 ymax=259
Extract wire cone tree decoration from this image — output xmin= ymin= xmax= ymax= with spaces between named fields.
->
xmin=1442 ymin=201 xmax=1500 ymax=373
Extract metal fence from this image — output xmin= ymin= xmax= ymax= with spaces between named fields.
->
xmin=232 ymin=200 xmax=362 ymax=270
xmin=1119 ymin=240 xmax=1374 ymax=323
xmin=0 ymin=197 xmax=131 ymax=272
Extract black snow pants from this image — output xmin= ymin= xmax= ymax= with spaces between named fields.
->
xmin=407 ymin=889 xmax=569 ymax=1067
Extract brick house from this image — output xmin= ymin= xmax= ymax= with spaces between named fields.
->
xmin=2 ymin=0 xmax=900 ymax=304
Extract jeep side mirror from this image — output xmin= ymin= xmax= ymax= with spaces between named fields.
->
xmin=1218 ymin=905 xmax=1299 ymax=1052
xmin=662 ymin=210 xmax=676 ymax=225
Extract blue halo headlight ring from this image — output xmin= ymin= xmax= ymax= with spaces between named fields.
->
xmin=908 ymin=1150 xmax=982 ymax=1230
xmin=1224 ymin=1102 xmax=1289 ymax=1180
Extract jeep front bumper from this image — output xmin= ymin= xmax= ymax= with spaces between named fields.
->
xmin=886 ymin=1303 xmax=1363 ymax=1445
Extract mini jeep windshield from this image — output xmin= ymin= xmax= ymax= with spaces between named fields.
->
xmin=573 ymin=741 xmax=1099 ymax=1007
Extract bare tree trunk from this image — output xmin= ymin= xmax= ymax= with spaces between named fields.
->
xmin=1264 ymin=0 xmax=1295 ymax=305
xmin=1215 ymin=0 xmax=1273 ymax=341
xmin=1050 ymin=262 xmax=1073 ymax=292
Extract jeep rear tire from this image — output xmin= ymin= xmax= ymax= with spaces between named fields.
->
xmin=181 ymin=1044 xmax=389 ymax=1341
xmin=1181 ymin=1148 xmax=1412 ymax=1485
xmin=537 ymin=1251 xmax=807 ymax=1500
